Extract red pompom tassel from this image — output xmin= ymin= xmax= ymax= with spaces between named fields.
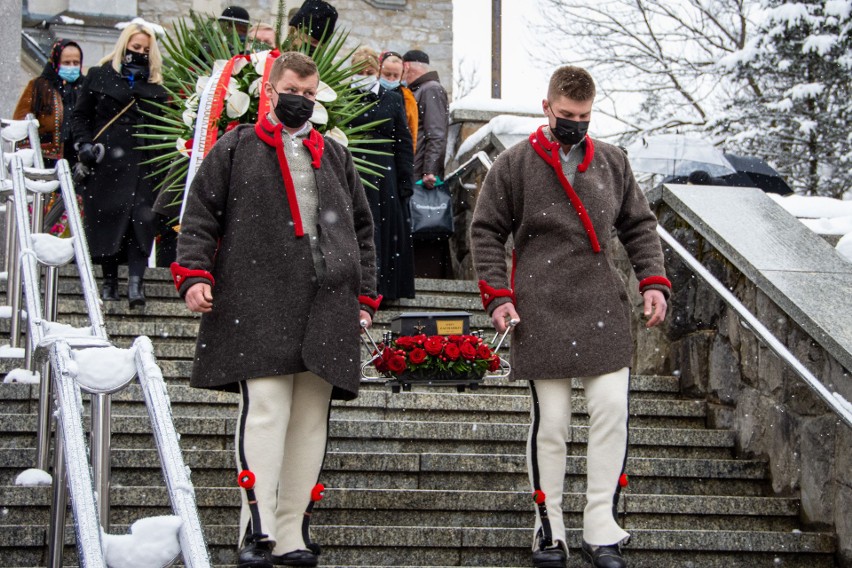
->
xmin=619 ymin=473 xmax=629 ymax=488
xmin=311 ymin=483 xmax=325 ymax=502
xmin=532 ymin=489 xmax=546 ymax=504
xmin=237 ymin=469 xmax=256 ymax=489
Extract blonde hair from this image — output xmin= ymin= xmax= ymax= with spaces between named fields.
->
xmin=352 ymin=46 xmax=380 ymax=74
xmin=100 ymin=23 xmax=164 ymax=84
xmin=249 ymin=23 xmax=275 ymax=35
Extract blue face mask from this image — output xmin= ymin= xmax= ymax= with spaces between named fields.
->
xmin=379 ymin=77 xmax=400 ymax=90
xmin=57 ymin=65 xmax=81 ymax=83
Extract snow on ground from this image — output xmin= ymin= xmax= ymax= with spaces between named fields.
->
xmin=15 ymin=468 xmax=52 ymax=486
xmin=102 ymin=515 xmax=182 ymax=568
xmin=769 ymin=194 xmax=852 ymax=263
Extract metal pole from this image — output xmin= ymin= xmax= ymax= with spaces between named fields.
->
xmin=491 ymin=0 xmax=502 ymax=99
xmin=37 ymin=265 xmax=59 ymax=470
xmin=7 ymin=196 xmax=23 ymax=349
xmin=47 ymin=429 xmax=68 ymax=568
xmin=90 ymin=393 xmax=112 ymax=529
xmin=2 ymin=195 xmax=14 ymax=289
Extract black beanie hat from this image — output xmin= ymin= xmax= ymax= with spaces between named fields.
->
xmin=289 ymin=0 xmax=338 ymax=41
xmin=220 ymin=6 xmax=251 ymax=25
xmin=402 ymin=50 xmax=430 ymax=64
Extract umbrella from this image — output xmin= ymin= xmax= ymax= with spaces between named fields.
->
xmin=625 ymin=134 xmax=736 ymax=178
xmin=722 ymin=153 xmax=794 ymax=195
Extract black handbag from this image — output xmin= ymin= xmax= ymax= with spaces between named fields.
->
xmin=408 ymin=182 xmax=454 ymax=238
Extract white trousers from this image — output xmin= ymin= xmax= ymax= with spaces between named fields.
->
xmin=235 ymin=372 xmax=333 ymax=555
xmin=527 ymin=367 xmax=631 ymax=549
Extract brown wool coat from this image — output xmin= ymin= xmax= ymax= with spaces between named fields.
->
xmin=14 ymin=79 xmax=63 ymax=160
xmin=471 ymin=130 xmax=670 ymax=381
xmin=175 ymin=121 xmax=378 ymax=400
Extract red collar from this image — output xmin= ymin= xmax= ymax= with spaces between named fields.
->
xmin=255 ymin=114 xmax=325 ymax=169
xmin=529 ymin=125 xmax=594 ymax=172
xmin=528 ymin=125 xmax=601 ymax=253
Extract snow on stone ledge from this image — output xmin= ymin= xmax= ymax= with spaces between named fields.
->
xmin=769 ymin=194 xmax=852 ymax=263
xmin=450 ymin=95 xmax=543 ymax=115
xmin=116 ymin=17 xmax=166 ymax=36
xmin=455 ymin=115 xmax=544 ymax=161
xmin=102 ymin=515 xmax=182 ymax=568
xmin=58 ymin=15 xmax=85 ymax=25
xmin=15 ymin=468 xmax=52 ymax=486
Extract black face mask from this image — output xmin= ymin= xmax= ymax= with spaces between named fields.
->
xmin=122 ymin=49 xmax=150 ymax=81
xmin=551 ymin=117 xmax=589 ymax=146
xmin=273 ymin=92 xmax=315 ymax=128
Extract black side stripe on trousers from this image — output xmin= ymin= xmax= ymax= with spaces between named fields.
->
xmin=611 ymin=370 xmax=631 ymax=523
xmin=301 ymin=398 xmax=333 ymax=553
xmin=238 ymin=381 xmax=265 ymax=541
xmin=528 ymin=381 xmax=553 ymax=547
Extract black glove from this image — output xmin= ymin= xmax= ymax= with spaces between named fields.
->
xmin=78 ymin=143 xmax=97 ymax=166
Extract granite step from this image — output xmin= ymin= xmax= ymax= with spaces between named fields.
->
xmin=0 ymin=525 xmax=834 ymax=567
xmin=0 ymin=486 xmax=804 ymax=532
xmin=0 ymin=448 xmax=770 ymax=495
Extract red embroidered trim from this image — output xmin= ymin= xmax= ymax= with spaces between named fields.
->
xmin=255 ymin=116 xmax=305 ymax=237
xmin=359 ymin=294 xmax=383 ymax=312
xmin=529 ymin=127 xmax=601 ymax=253
xmin=510 ymin=249 xmax=517 ymax=291
xmin=478 ymin=280 xmax=515 ymax=310
xmin=639 ymin=275 xmax=672 ymax=291
xmin=303 ymin=129 xmax=325 ymax=169
xmin=170 ymin=262 xmax=216 ymax=292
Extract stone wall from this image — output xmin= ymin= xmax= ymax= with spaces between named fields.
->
xmin=656 ymin=206 xmax=852 ymax=567
xmin=138 ymin=0 xmax=453 ymax=96
xmin=0 ymin=1 xmax=24 ymax=119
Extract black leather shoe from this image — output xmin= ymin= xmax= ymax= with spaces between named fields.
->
xmin=101 ymin=278 xmax=119 ymax=301
xmin=127 ymin=276 xmax=146 ymax=308
xmin=271 ymin=549 xmax=319 ymax=566
xmin=533 ymin=546 xmax=567 ymax=568
xmin=238 ymin=538 xmax=273 ymax=568
xmin=581 ymin=541 xmax=626 ymax=568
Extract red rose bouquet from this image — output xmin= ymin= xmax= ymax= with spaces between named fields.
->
xmin=373 ymin=334 xmax=502 ymax=380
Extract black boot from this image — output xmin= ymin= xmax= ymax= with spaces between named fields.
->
xmin=581 ymin=541 xmax=626 ymax=568
xmin=101 ymin=277 xmax=119 ymax=301
xmin=533 ymin=546 xmax=567 ymax=568
xmin=238 ymin=536 xmax=273 ymax=568
xmin=271 ymin=549 xmax=318 ymax=566
xmin=128 ymin=276 xmax=146 ymax=308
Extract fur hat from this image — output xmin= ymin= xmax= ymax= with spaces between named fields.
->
xmin=289 ymin=0 xmax=338 ymax=41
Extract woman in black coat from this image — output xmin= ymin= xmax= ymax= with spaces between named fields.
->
xmin=72 ymin=23 xmax=169 ymax=307
xmin=348 ymin=47 xmax=416 ymax=300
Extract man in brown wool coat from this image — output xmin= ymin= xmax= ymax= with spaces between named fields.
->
xmin=471 ymin=66 xmax=671 ymax=568
xmin=172 ymin=52 xmax=380 ymax=568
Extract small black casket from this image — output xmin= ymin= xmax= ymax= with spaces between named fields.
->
xmin=390 ymin=312 xmax=471 ymax=337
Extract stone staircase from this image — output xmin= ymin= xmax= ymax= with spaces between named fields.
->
xmin=0 ymin=267 xmax=838 ymax=567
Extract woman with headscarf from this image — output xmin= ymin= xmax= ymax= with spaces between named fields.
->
xmin=348 ymin=46 xmax=416 ymax=300
xmin=72 ymin=23 xmax=169 ymax=308
xmin=14 ymin=39 xmax=85 ymax=165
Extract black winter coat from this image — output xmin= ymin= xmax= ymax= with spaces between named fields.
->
xmin=349 ymin=86 xmax=416 ymax=300
xmin=71 ymin=62 xmax=169 ymax=260
xmin=174 ymin=118 xmax=378 ymax=400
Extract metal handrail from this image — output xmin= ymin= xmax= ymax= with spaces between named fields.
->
xmin=9 ymin=156 xmax=213 ymax=567
xmin=443 ymin=150 xmax=493 ymax=187
xmin=657 ymin=225 xmax=852 ymax=429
